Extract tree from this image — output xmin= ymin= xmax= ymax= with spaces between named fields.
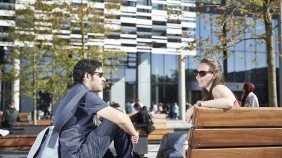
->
xmin=3 ymin=0 xmax=124 ymax=123
xmin=181 ymin=0 xmax=279 ymax=107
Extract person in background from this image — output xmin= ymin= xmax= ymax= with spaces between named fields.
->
xmin=185 ymin=101 xmax=192 ymax=110
xmin=136 ymin=99 xmax=144 ymax=108
xmin=172 ymin=102 xmax=179 ymax=120
xmin=1 ymin=100 xmax=19 ymax=128
xmin=0 ymin=110 xmax=9 ymax=137
xmin=134 ymin=103 xmax=155 ymax=134
xmin=127 ymin=98 xmax=137 ymax=114
xmin=151 ymin=103 xmax=158 ymax=114
xmin=241 ymin=82 xmax=259 ymax=107
xmin=111 ymin=102 xmax=126 ymax=113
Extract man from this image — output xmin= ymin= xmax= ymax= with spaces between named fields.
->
xmin=2 ymin=100 xmax=19 ymax=128
xmin=55 ymin=59 xmax=139 ymax=158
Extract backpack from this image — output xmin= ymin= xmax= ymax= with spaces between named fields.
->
xmin=27 ymin=85 xmax=89 ymax=158
xmin=141 ymin=107 xmax=155 ymax=134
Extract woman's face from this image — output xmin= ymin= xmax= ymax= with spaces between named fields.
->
xmin=195 ymin=63 xmax=215 ymax=91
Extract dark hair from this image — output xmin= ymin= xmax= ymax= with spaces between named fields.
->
xmin=72 ymin=59 xmax=103 ymax=83
xmin=134 ymin=102 xmax=141 ymax=110
xmin=111 ymin=102 xmax=120 ymax=108
xmin=8 ymin=100 xmax=15 ymax=107
xmin=241 ymin=82 xmax=255 ymax=106
xmin=200 ymin=58 xmax=225 ymax=101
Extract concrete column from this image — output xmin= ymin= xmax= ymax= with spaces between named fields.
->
xmin=178 ymin=55 xmax=186 ymax=120
xmin=111 ymin=74 xmax=126 ymax=110
xmin=138 ymin=52 xmax=151 ymax=108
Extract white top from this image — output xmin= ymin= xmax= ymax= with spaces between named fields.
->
xmin=243 ymin=92 xmax=259 ymax=107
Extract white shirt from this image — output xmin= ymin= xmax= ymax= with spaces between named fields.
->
xmin=244 ymin=92 xmax=259 ymax=107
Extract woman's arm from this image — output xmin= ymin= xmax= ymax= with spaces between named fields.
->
xmin=185 ymin=85 xmax=236 ymax=122
xmin=201 ymin=85 xmax=236 ymax=109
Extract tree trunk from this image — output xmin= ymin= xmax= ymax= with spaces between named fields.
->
xmin=263 ymin=0 xmax=278 ymax=107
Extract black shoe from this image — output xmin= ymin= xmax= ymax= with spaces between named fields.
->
xmin=132 ymin=151 xmax=140 ymax=158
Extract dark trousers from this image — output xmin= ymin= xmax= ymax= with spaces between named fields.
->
xmin=61 ymin=119 xmax=133 ymax=158
xmin=92 ymin=119 xmax=133 ymax=158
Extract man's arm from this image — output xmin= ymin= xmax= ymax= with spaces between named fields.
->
xmin=97 ymin=106 xmax=139 ymax=136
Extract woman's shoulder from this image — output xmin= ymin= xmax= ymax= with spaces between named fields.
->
xmin=212 ymin=84 xmax=235 ymax=98
xmin=213 ymin=84 xmax=229 ymax=90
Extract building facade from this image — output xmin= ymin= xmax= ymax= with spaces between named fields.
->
xmin=0 ymin=0 xmax=281 ymax=115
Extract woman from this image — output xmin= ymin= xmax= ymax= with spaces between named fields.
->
xmin=241 ymin=82 xmax=259 ymax=107
xmin=157 ymin=58 xmax=240 ymax=158
xmin=186 ymin=58 xmax=240 ymax=122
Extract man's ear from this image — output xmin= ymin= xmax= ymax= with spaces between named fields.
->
xmin=84 ymin=73 xmax=89 ymax=82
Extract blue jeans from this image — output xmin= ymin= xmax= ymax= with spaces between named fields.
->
xmin=157 ymin=133 xmax=188 ymax=158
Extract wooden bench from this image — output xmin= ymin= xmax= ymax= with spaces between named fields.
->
xmin=186 ymin=107 xmax=282 ymax=158
xmin=149 ymin=113 xmax=174 ymax=141
xmin=0 ymin=135 xmax=36 ymax=151
xmin=36 ymin=120 xmax=53 ymax=125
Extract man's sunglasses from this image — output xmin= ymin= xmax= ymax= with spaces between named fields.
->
xmin=193 ymin=70 xmax=213 ymax=77
xmin=94 ymin=72 xmax=103 ymax=78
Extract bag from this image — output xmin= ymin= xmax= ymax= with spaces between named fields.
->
xmin=141 ymin=108 xmax=155 ymax=134
xmin=27 ymin=85 xmax=89 ymax=158
xmin=27 ymin=126 xmax=58 ymax=158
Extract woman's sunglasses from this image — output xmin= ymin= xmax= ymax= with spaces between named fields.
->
xmin=193 ymin=70 xmax=213 ymax=77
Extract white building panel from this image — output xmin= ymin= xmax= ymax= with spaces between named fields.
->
xmin=167 ymin=42 xmax=182 ymax=48
xmin=182 ymin=22 xmax=196 ymax=28
xmin=121 ymin=6 xmax=136 ymax=12
xmin=121 ymin=39 xmax=137 ymax=44
xmin=0 ymin=10 xmax=14 ymax=16
xmin=120 ymin=46 xmax=137 ymax=52
xmin=0 ymin=20 xmax=15 ymax=26
xmin=105 ymin=39 xmax=121 ymax=45
xmin=167 ymin=28 xmax=182 ymax=34
xmin=136 ymin=19 xmax=152 ymax=25
xmin=121 ymin=34 xmax=137 ymax=39
xmin=152 ymin=10 xmax=167 ymax=16
xmin=120 ymin=17 xmax=137 ymax=23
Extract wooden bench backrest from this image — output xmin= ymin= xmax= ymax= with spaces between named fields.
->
xmin=19 ymin=112 xmax=29 ymax=122
xmin=187 ymin=107 xmax=282 ymax=158
xmin=0 ymin=135 xmax=36 ymax=151
xmin=192 ymin=107 xmax=282 ymax=127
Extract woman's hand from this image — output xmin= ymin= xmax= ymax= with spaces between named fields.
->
xmin=185 ymin=104 xmax=198 ymax=123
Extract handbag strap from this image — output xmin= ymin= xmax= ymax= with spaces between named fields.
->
xmin=48 ymin=85 xmax=89 ymax=148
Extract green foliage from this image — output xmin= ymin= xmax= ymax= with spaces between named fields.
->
xmin=4 ymin=0 xmax=124 ymax=105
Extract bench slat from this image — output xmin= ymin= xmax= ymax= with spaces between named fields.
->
xmin=189 ymin=128 xmax=282 ymax=148
xmin=0 ymin=136 xmax=36 ymax=147
xmin=19 ymin=112 xmax=29 ymax=122
xmin=0 ymin=146 xmax=31 ymax=151
xmin=193 ymin=107 xmax=282 ymax=127
xmin=188 ymin=147 xmax=282 ymax=158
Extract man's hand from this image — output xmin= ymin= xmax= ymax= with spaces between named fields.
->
xmin=131 ymin=133 xmax=139 ymax=147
